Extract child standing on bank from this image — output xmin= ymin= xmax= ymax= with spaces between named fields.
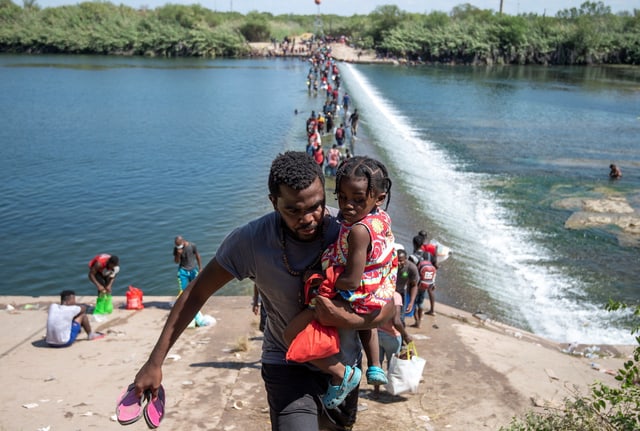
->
xmin=284 ymin=156 xmax=397 ymax=409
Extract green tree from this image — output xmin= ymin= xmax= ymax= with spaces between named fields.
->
xmin=557 ymin=1 xmax=612 ymax=19
xmin=368 ymin=4 xmax=405 ymax=47
xmin=0 ymin=0 xmax=22 ymax=20
xmin=0 ymin=1 xmax=637 ymax=64
xmin=239 ymin=11 xmax=271 ymax=42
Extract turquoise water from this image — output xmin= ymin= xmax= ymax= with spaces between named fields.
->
xmin=339 ymin=63 xmax=640 ymax=345
xmin=0 ymin=55 xmax=638 ymax=344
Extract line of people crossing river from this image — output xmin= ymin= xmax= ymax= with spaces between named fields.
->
xmin=303 ymin=44 xmax=360 ymax=177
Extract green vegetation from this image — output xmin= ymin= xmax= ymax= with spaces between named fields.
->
xmin=500 ymin=300 xmax=640 ymax=431
xmin=0 ymin=0 xmax=638 ymax=64
xmin=0 ymin=0 xmax=250 ymax=57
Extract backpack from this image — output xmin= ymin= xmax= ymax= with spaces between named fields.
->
xmin=417 ymin=259 xmax=437 ymax=290
xmin=409 ymin=251 xmax=436 ymax=290
xmin=408 ymin=250 xmax=430 ymax=266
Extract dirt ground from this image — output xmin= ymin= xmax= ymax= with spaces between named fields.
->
xmin=249 ymin=41 xmax=388 ymax=64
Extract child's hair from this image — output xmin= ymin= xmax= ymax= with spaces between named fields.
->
xmin=334 ymin=156 xmax=392 ymax=210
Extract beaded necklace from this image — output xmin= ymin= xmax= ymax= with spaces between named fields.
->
xmin=279 ymin=220 xmax=325 ymax=278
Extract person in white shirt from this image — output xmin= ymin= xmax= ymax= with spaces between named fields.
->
xmin=46 ymin=290 xmax=103 ymax=347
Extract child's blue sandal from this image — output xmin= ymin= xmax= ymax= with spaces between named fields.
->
xmin=366 ymin=366 xmax=388 ymax=385
xmin=322 ymin=365 xmax=362 ymax=409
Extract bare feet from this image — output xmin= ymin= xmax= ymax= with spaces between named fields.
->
xmin=426 ymin=310 xmax=435 ymax=316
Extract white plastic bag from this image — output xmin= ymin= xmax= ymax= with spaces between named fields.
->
xmin=385 ymin=341 xmax=426 ymax=395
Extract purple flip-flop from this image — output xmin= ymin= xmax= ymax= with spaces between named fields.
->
xmin=143 ymin=384 xmax=165 ymax=429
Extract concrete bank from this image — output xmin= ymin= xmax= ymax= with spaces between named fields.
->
xmin=0 ymin=295 xmax=631 ymax=430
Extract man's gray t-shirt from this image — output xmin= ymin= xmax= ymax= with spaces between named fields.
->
xmin=175 ymin=243 xmax=199 ymax=270
xmin=215 ymin=209 xmax=363 ymax=367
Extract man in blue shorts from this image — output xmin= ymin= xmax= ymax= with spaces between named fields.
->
xmin=46 ymin=290 xmax=103 ymax=347
xmin=173 ymin=236 xmax=202 ymax=292
xmin=130 ymin=151 xmax=393 ymax=430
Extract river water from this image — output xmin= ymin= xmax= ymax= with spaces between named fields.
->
xmin=0 ymin=55 xmax=638 ymax=345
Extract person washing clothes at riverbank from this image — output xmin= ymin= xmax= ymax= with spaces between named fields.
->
xmin=88 ymin=253 xmax=119 ymax=315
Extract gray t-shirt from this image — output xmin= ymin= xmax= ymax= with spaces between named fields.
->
xmin=175 ymin=243 xmax=199 ymax=270
xmin=395 ymin=260 xmax=419 ymax=298
xmin=215 ymin=208 xmax=363 ymax=366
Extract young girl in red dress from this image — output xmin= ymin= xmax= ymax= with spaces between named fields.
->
xmin=285 ymin=156 xmax=397 ymax=409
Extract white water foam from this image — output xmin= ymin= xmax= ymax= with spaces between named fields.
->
xmin=340 ymin=63 xmax=634 ymax=345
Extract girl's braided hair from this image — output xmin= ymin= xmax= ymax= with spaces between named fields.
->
xmin=334 ymin=156 xmax=392 ymax=210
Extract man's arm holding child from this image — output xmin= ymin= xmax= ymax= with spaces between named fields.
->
xmin=313 ymin=296 xmax=393 ymax=330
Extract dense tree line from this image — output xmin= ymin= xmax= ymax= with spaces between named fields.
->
xmin=0 ymin=0 xmax=638 ymax=64
xmin=372 ymin=3 xmax=640 ymax=65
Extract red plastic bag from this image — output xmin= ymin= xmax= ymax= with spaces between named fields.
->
xmin=286 ymin=320 xmax=340 ymax=363
xmin=126 ymin=285 xmax=144 ymax=310
xmin=303 ymin=265 xmax=343 ymax=305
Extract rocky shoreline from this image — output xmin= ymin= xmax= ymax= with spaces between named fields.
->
xmin=554 ymin=195 xmax=640 ymax=247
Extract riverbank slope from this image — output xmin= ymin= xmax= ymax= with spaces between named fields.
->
xmin=0 ymin=295 xmax=632 ymax=430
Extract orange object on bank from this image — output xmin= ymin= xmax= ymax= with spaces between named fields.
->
xmin=126 ymin=285 xmax=144 ymax=310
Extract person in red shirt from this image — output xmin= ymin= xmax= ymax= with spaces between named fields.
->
xmin=88 ymin=254 xmax=120 ymax=296
xmin=418 ymin=230 xmax=438 ymax=267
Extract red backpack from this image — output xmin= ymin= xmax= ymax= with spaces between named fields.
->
xmin=417 ymin=259 xmax=437 ymax=290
